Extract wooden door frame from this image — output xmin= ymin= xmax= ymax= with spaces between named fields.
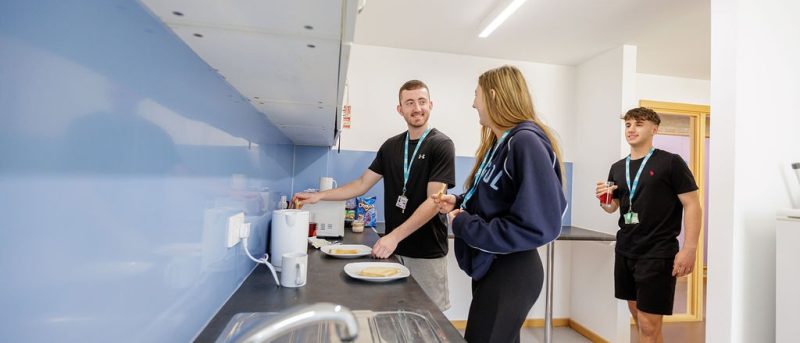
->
xmin=639 ymin=100 xmax=709 ymax=322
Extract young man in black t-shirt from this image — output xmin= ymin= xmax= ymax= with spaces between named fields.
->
xmin=595 ymin=107 xmax=702 ymax=343
xmin=294 ymin=80 xmax=456 ymax=311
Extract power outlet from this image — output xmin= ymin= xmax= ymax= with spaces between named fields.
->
xmin=227 ymin=212 xmax=245 ymax=248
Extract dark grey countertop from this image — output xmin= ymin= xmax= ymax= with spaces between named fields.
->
xmin=194 ymin=228 xmax=464 ymax=342
xmin=377 ymin=221 xmax=615 ymax=242
xmin=557 ymin=226 xmax=616 ymax=241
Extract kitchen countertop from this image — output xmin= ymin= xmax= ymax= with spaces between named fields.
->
xmin=375 ymin=221 xmax=615 ymax=242
xmin=194 ymin=228 xmax=464 ymax=342
xmin=557 ymin=226 xmax=616 ymax=241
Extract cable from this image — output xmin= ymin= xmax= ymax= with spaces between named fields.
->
xmin=240 ymin=223 xmax=280 ymax=286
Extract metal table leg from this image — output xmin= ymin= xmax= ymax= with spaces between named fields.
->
xmin=544 ymin=241 xmax=554 ymax=343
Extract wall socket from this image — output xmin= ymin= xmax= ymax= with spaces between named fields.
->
xmin=227 ymin=212 xmax=245 ymax=248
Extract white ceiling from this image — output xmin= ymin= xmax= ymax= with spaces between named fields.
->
xmin=353 ymin=0 xmax=710 ymax=80
xmin=141 ymin=0 xmax=357 ymax=146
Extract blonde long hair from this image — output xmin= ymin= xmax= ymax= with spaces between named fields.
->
xmin=465 ymin=65 xmax=565 ymax=190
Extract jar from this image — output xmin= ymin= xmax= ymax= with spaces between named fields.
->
xmin=351 ymin=220 xmax=364 ymax=233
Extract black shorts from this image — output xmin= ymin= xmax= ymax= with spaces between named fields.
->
xmin=614 ymin=254 xmax=676 ymax=315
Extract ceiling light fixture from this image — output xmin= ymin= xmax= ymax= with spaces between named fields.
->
xmin=478 ymin=0 xmax=528 ymax=38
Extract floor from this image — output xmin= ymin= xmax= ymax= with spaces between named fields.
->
xmin=520 ymin=327 xmax=592 ymax=343
xmin=455 ymin=277 xmax=708 ymax=343
xmin=457 ymin=327 xmax=591 ymax=343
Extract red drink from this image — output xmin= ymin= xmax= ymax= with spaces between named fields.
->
xmin=600 ymin=181 xmax=615 ymax=207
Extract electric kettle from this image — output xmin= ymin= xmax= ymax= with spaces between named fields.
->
xmin=270 ymin=209 xmax=309 ymax=270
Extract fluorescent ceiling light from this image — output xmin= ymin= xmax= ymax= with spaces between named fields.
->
xmin=478 ymin=0 xmax=528 ymax=38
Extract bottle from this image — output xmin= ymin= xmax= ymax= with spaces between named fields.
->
xmin=278 ymin=195 xmax=288 ymax=210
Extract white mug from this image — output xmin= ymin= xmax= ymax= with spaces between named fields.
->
xmin=280 ymin=252 xmax=307 ymax=287
xmin=319 ymin=177 xmax=337 ymax=191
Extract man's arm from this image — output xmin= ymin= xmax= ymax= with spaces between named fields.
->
xmin=673 ymin=190 xmax=702 ymax=277
xmin=294 ymin=169 xmax=382 ymax=206
xmin=372 ymin=181 xmax=446 ymax=258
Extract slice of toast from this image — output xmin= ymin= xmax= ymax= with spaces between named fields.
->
xmin=359 ymin=266 xmax=400 ymax=277
xmin=332 ymin=249 xmax=358 ymax=255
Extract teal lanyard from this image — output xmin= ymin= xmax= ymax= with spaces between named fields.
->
xmin=461 ymin=131 xmax=510 ymax=210
xmin=625 ymin=147 xmax=655 ymax=212
xmin=402 ymin=128 xmax=431 ymax=194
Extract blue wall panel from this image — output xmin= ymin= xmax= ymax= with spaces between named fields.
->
xmin=0 ymin=1 xmax=292 ymax=342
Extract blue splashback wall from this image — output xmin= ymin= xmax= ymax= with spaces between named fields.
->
xmin=0 ymin=1 xmax=292 ymax=342
xmin=292 ymin=147 xmax=573 ymax=226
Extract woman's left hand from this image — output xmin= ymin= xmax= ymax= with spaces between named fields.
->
xmin=447 ymin=209 xmax=463 ymax=228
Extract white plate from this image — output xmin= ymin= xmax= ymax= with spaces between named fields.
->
xmin=344 ymin=262 xmax=411 ymax=282
xmin=320 ymin=244 xmax=372 ymax=259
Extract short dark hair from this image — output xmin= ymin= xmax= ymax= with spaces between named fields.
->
xmin=398 ymin=80 xmax=429 ymax=104
xmin=623 ymin=107 xmax=661 ymax=125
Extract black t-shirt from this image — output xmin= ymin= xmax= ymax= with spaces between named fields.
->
xmin=608 ymin=149 xmax=698 ymax=258
xmin=369 ymin=128 xmax=456 ymax=258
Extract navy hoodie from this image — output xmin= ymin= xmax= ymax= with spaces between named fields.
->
xmin=452 ymin=121 xmax=567 ymax=280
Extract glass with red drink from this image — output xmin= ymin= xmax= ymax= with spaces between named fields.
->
xmin=600 ymin=181 xmax=615 ymax=207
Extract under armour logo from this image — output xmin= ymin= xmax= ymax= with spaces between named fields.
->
xmin=418 ymin=154 xmax=426 ymax=159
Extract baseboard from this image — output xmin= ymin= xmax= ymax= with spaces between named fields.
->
xmin=449 ymin=318 xmax=569 ymax=330
xmin=523 ymin=318 xmax=570 ymax=328
xmin=568 ymin=319 xmax=610 ymax=343
xmin=450 ymin=320 xmax=467 ymax=330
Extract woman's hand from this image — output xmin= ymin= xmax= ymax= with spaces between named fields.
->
xmin=447 ymin=209 xmax=463 ymax=229
xmin=431 ymin=193 xmax=456 ymax=214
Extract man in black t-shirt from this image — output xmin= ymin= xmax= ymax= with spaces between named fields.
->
xmin=294 ymin=80 xmax=456 ymax=311
xmin=595 ymin=107 xmax=702 ymax=343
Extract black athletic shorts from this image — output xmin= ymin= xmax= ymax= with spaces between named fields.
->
xmin=614 ymin=254 xmax=676 ymax=315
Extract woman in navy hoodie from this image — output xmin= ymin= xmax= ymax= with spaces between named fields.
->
xmin=433 ymin=65 xmax=567 ymax=342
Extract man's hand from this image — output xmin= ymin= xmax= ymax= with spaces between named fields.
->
xmin=372 ymin=233 xmax=399 ymax=259
xmin=595 ymin=181 xmax=619 ymax=213
xmin=432 ymin=193 xmax=456 ymax=214
xmin=672 ymin=247 xmax=697 ymax=277
xmin=292 ymin=192 xmax=323 ymax=208
xmin=595 ymin=181 xmax=618 ymax=198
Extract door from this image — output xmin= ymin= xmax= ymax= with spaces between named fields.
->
xmin=642 ymin=100 xmax=709 ymax=322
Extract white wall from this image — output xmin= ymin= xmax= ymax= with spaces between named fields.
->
xmin=569 ymin=45 xmax=638 ymax=343
xmin=341 ymin=44 xmax=577 ymax=159
xmin=708 ymin=0 xmax=800 ymax=342
xmin=571 ymin=45 xmax=637 ymax=236
xmin=637 ymin=73 xmax=710 ymax=105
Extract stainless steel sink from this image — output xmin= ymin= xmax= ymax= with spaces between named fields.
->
xmin=215 ymin=309 xmax=449 ymax=343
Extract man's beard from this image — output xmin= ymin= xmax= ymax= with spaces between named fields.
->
xmin=405 ymin=114 xmax=428 ymax=128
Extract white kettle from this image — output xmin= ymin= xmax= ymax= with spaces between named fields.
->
xmin=270 ymin=209 xmax=309 ymax=270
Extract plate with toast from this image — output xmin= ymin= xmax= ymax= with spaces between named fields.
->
xmin=344 ymin=262 xmax=411 ymax=282
xmin=321 ymin=244 xmax=373 ymax=259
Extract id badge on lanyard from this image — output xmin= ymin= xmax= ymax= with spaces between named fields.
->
xmin=396 ymin=195 xmax=408 ymax=211
xmin=624 ymin=211 xmax=640 ymax=225
xmin=398 ymin=128 xmax=430 ymax=213
xmin=624 ymin=148 xmax=654 ymax=225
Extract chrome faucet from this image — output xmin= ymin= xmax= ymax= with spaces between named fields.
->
xmin=232 ymin=303 xmax=358 ymax=343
